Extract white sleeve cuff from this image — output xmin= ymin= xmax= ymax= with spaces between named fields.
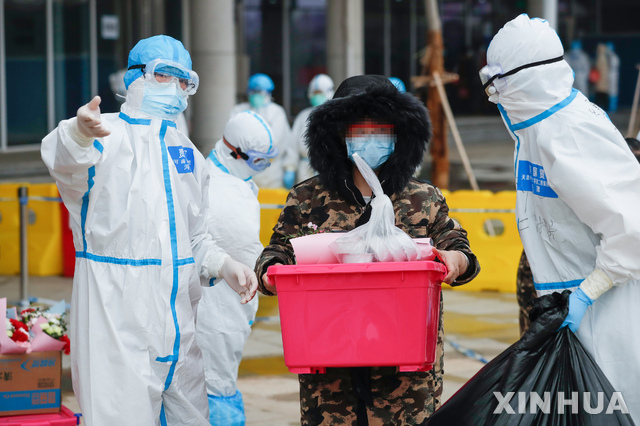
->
xmin=580 ymin=268 xmax=614 ymax=300
xmin=207 ymin=253 xmax=231 ymax=278
xmin=68 ymin=117 xmax=94 ymax=147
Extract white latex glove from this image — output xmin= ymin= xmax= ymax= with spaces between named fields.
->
xmin=73 ymin=96 xmax=111 ymax=145
xmin=220 ymin=257 xmax=258 ymax=304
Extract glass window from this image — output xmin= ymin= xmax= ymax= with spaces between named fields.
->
xmin=5 ymin=1 xmax=47 ymax=146
xmin=290 ymin=0 xmax=326 ymax=116
xmin=54 ymin=0 xmax=92 ymax=123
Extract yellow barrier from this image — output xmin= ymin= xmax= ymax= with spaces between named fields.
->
xmin=257 ymin=188 xmax=290 ymax=247
xmin=0 ymin=183 xmax=24 ymax=275
xmin=442 ymin=190 xmax=522 ymax=293
xmin=0 ymin=183 xmax=63 ymax=276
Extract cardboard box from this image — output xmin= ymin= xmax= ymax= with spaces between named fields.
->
xmin=0 ymin=351 xmax=61 ymax=417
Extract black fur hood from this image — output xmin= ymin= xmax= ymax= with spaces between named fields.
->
xmin=306 ymin=74 xmax=432 ymax=196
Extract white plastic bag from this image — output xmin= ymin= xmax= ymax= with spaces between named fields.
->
xmin=329 ymin=153 xmax=421 ymax=263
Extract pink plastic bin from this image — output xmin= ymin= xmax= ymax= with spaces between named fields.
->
xmin=268 ymin=261 xmax=446 ymax=374
xmin=0 ymin=405 xmax=79 ymax=425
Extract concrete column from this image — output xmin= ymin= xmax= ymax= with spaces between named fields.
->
xmin=327 ymin=0 xmax=364 ymax=86
xmin=528 ymin=0 xmax=558 ymax=30
xmin=189 ymin=0 xmax=236 ymax=155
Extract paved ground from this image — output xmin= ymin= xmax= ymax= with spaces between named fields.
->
xmin=1 ymin=275 xmax=519 ymax=425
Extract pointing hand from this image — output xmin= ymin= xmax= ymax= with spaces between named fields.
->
xmin=76 ymin=96 xmax=111 ymax=139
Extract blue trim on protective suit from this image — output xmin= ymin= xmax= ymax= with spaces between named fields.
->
xmin=243 ymin=110 xmax=273 ymax=151
xmin=208 ymin=150 xmax=231 ymax=174
xmin=176 ymin=257 xmax=195 ymax=266
xmin=497 ymin=88 xmax=578 ymax=181
xmin=80 ymin=166 xmax=96 ymax=252
xmin=155 ymin=354 xmax=178 ymax=363
xmin=93 ymin=140 xmax=103 ymax=152
xmin=76 ymin=253 xmax=191 ymax=267
xmin=534 ymin=278 xmax=583 ymax=291
xmin=75 ymin=251 xmax=161 ymax=265
xmin=157 ymin=119 xmax=181 ymax=391
xmin=119 ymin=112 xmax=151 ymax=125
xmin=208 ymin=150 xmax=252 ymax=182
xmin=160 ymin=403 xmax=167 ymax=426
xmin=77 ymin=137 xmax=167 ymax=266
xmin=509 ymin=89 xmax=578 ymax=131
xmin=496 ymin=103 xmax=521 ymax=181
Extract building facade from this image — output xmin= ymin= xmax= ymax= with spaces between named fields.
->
xmin=1 ymin=0 xmax=638 ymax=152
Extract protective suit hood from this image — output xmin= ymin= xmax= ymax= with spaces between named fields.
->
xmin=124 ymin=35 xmax=193 ymax=89
xmin=210 ymin=110 xmax=275 ymax=182
xmin=121 ymin=35 xmax=194 ymax=121
xmin=486 ymin=14 xmax=574 ymax=123
xmin=121 ymin=78 xmax=153 ymax=119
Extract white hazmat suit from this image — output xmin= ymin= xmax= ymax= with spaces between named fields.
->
xmin=606 ymin=43 xmax=620 ymax=112
xmin=42 ymin=35 xmax=256 ymax=426
xmin=229 ymin=103 xmax=294 ymax=189
xmin=291 ymin=74 xmax=334 ymax=184
xmin=484 ymin=15 xmax=640 ymax=420
xmin=197 ymin=111 xmax=272 ymax=424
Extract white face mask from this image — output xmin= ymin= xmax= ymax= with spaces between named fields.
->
xmin=346 ymin=134 xmax=397 ymax=170
xmin=140 ymin=79 xmax=188 ymax=120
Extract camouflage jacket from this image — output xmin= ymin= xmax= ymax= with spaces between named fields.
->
xmin=255 ymin=176 xmax=479 ymax=294
xmin=254 ymin=176 xmax=480 ymax=425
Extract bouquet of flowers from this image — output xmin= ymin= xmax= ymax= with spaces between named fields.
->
xmin=1 ymin=298 xmax=70 ymax=354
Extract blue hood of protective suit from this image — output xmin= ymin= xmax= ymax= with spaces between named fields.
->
xmin=124 ymin=35 xmax=193 ymax=89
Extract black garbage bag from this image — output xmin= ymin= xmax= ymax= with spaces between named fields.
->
xmin=428 ymin=291 xmax=635 ymax=426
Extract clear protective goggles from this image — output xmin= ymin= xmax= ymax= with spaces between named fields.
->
xmin=131 ymin=58 xmax=200 ymax=95
xmin=479 ymin=55 xmax=564 ymax=96
xmin=223 ymin=137 xmax=280 ymax=171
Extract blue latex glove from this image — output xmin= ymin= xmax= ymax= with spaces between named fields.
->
xmin=560 ymin=288 xmax=594 ymax=333
xmin=283 ymin=170 xmax=296 ymax=189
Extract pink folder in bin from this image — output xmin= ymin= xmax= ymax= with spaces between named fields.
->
xmin=268 ymin=260 xmax=446 ymax=374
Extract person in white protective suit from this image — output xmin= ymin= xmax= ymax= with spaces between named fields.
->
xmin=229 ymin=73 xmax=295 ymax=189
xmin=565 ymin=40 xmax=591 ymax=97
xmin=605 ymin=42 xmax=620 ymax=113
xmin=196 ymin=110 xmax=277 ymax=425
xmin=41 ymin=35 xmax=258 ymax=426
xmin=290 ymin=73 xmax=334 ymax=184
xmin=481 ymin=15 xmax=640 ymax=420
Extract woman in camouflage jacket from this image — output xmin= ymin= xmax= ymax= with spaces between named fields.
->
xmin=254 ymin=75 xmax=480 ymax=425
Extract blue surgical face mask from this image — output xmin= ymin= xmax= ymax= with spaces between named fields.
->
xmin=249 ymin=92 xmax=270 ymax=109
xmin=141 ymin=81 xmax=188 ymax=119
xmin=309 ymin=93 xmax=327 ymax=107
xmin=346 ymin=134 xmax=396 ymax=170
